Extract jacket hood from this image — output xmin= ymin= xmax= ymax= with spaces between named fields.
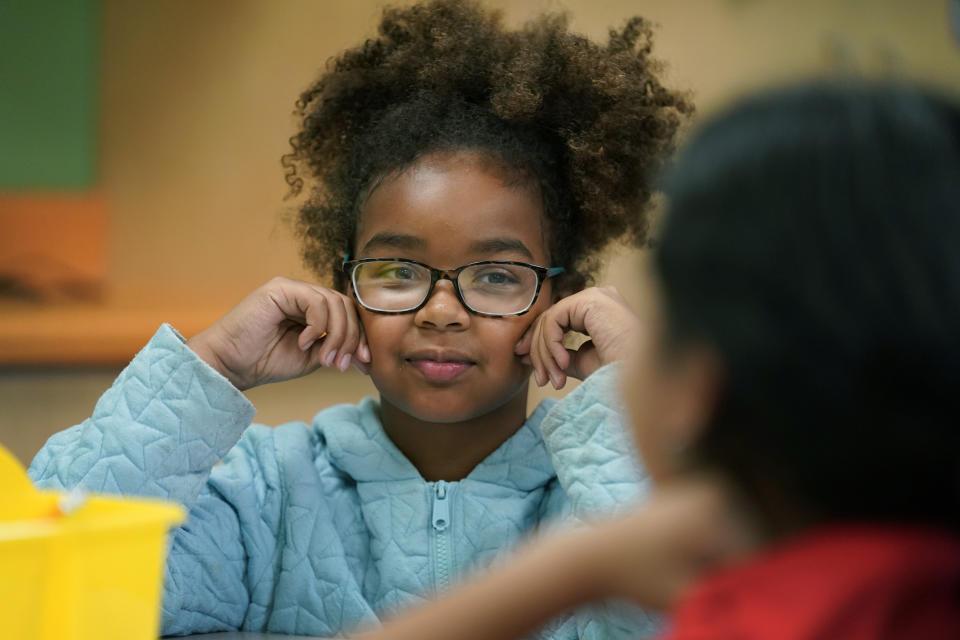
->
xmin=314 ymin=396 xmax=558 ymax=491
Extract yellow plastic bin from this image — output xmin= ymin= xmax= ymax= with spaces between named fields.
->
xmin=0 ymin=444 xmax=185 ymax=640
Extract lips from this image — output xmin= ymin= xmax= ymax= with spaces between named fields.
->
xmin=405 ymin=350 xmax=476 ymax=383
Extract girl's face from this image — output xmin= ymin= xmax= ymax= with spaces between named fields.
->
xmin=353 ymin=152 xmax=553 ymax=423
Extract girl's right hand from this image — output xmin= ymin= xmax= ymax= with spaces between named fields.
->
xmin=186 ymin=277 xmax=371 ymax=391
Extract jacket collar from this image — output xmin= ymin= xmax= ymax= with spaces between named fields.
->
xmin=315 ymin=397 xmax=558 ymax=491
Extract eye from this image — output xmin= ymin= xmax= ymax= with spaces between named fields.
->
xmin=473 ymin=268 xmax=522 ymax=287
xmin=375 ymin=263 xmax=419 ymax=280
xmin=479 ymin=271 xmax=516 ymax=284
xmin=366 ymin=261 xmax=430 ymax=284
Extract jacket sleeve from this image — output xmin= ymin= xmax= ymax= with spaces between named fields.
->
xmin=538 ymin=362 xmax=662 ymax=640
xmin=27 ymin=324 xmax=260 ymax=635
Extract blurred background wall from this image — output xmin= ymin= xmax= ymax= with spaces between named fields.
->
xmin=2 ymin=0 xmax=960 ymax=464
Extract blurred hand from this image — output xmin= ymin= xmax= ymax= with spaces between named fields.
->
xmin=186 ymin=277 xmax=371 ymax=390
xmin=515 ymin=286 xmax=639 ymax=389
xmin=586 ymin=479 xmax=757 ymax=610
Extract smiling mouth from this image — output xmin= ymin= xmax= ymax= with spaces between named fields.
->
xmin=406 ymin=357 xmax=475 ymax=383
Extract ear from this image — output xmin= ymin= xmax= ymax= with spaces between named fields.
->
xmin=551 ymin=271 xmax=587 ymax=302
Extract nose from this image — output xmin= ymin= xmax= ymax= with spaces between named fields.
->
xmin=414 ymin=279 xmax=470 ymax=330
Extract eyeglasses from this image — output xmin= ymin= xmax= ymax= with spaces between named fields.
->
xmin=342 ymin=257 xmax=565 ymax=317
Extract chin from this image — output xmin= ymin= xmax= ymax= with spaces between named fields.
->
xmin=387 ymin=393 xmax=491 ymax=424
xmin=369 ymin=361 xmax=532 ymax=423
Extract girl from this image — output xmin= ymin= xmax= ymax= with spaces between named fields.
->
xmin=27 ymin=1 xmax=690 ymax=638
xmin=363 ymin=81 xmax=960 ymax=640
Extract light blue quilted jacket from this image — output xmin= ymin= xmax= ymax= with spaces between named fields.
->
xmin=28 ymin=324 xmax=656 ymax=638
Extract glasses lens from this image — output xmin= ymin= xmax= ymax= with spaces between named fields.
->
xmin=460 ymin=263 xmax=539 ymax=315
xmin=352 ymin=260 xmax=431 ymax=311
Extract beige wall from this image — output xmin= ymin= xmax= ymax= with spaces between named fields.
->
xmin=3 ymin=0 xmax=960 ymax=464
xmin=98 ymin=0 xmax=960 ymax=307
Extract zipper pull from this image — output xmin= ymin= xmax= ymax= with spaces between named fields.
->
xmin=432 ymin=480 xmax=450 ymax=531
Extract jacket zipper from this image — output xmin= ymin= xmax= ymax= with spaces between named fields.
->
xmin=432 ymin=480 xmax=452 ymax=592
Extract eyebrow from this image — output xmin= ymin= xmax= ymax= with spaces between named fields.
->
xmin=359 ymin=233 xmax=535 ymax=261
xmin=469 ymin=237 xmax=534 ymax=260
xmin=359 ymin=232 xmax=427 ymax=254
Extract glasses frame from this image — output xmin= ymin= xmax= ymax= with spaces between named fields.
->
xmin=342 ymin=256 xmax=565 ymax=317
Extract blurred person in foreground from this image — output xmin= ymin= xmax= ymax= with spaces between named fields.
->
xmin=362 ymin=81 xmax=960 ymax=640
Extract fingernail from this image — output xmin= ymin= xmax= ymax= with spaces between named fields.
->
xmin=337 ymin=353 xmax=352 ymax=372
xmin=302 ymin=339 xmax=316 ymax=352
xmin=549 ymin=373 xmax=561 ymax=389
xmin=324 ymin=350 xmax=337 ymax=367
xmin=536 ymin=371 xmax=547 ymax=387
xmin=360 ymin=344 xmax=371 ymax=362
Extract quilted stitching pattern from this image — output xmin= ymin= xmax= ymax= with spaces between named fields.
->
xmin=539 ymin=364 xmax=661 ymax=639
xmin=28 ymin=324 xmax=659 ymax=639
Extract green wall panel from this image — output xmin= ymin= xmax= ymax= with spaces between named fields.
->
xmin=0 ymin=0 xmax=99 ymax=190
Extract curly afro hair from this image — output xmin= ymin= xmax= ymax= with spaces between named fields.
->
xmin=285 ymin=0 xmax=692 ymax=288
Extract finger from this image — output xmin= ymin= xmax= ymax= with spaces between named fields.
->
xmin=266 ymin=281 xmax=323 ymax=351
xmin=296 ymin=306 xmax=337 ymax=372
xmin=297 ymin=290 xmax=331 ymax=352
xmin=527 ymin=316 xmax=548 ymax=387
xmin=566 ymin=340 xmax=601 ymax=381
xmin=535 ymin=311 xmax=567 ymax=389
xmin=271 ymin=278 xmax=323 ymax=322
xmin=316 ymin=294 xmax=347 ymax=367
xmin=542 ymin=308 xmax=572 ymax=372
xmin=300 ymin=330 xmax=327 ymax=352
xmin=356 ymin=323 xmax=371 ymax=363
xmin=534 ymin=315 xmax=561 ymax=388
xmin=334 ymin=295 xmax=362 ymax=372
xmin=348 ymin=297 xmax=372 ymax=363
xmin=304 ymin=329 xmax=335 ymax=371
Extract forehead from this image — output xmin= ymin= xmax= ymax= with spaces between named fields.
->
xmin=355 ymin=154 xmax=548 ymax=265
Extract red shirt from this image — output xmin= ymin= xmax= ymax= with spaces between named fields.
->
xmin=662 ymin=526 xmax=960 ymax=640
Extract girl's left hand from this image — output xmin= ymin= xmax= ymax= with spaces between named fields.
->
xmin=515 ymin=286 xmax=639 ymax=389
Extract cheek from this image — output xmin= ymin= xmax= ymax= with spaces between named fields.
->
xmin=476 ymin=317 xmax=532 ymax=368
xmin=358 ymin=313 xmax=405 ymax=361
